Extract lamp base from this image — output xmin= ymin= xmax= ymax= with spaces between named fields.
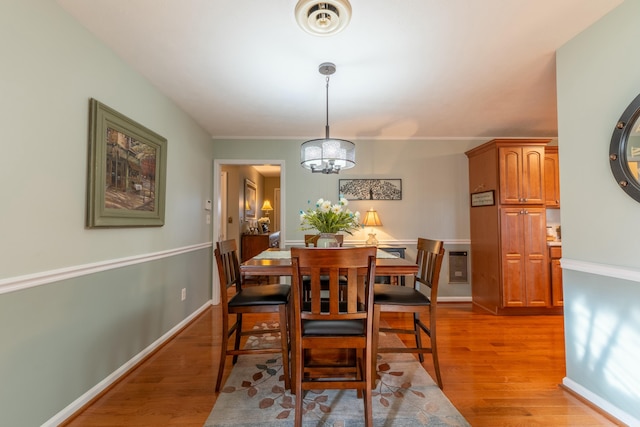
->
xmin=365 ymin=233 xmax=379 ymax=246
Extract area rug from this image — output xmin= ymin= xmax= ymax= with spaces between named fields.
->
xmin=204 ymin=328 xmax=470 ymax=427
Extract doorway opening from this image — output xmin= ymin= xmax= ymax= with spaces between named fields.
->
xmin=212 ymin=159 xmax=285 ymax=304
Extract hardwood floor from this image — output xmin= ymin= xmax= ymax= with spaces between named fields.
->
xmin=63 ymin=303 xmax=622 ymax=427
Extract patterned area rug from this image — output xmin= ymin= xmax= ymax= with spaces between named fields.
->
xmin=205 ymin=327 xmax=469 ymax=427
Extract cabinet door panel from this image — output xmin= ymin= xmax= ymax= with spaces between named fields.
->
xmin=526 ymin=258 xmax=550 ymax=306
xmin=551 ymin=259 xmax=563 ymax=306
xmin=499 ymin=147 xmax=523 ymax=204
xmin=544 ymin=151 xmax=560 ymax=207
xmin=523 ymin=208 xmax=549 ymax=306
xmin=522 ymin=147 xmax=545 ymax=204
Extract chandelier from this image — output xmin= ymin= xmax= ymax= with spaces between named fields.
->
xmin=300 ymin=62 xmax=356 ymax=174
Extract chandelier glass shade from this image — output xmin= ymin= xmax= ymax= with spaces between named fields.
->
xmin=300 ymin=138 xmax=355 ymax=174
xmin=300 ymin=62 xmax=355 ymax=174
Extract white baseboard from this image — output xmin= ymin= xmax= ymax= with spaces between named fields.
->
xmin=42 ymin=301 xmax=212 ymax=427
xmin=438 ymin=296 xmax=472 ymax=303
xmin=562 ymin=377 xmax=637 ymax=426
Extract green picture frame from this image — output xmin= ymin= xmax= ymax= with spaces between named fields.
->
xmin=86 ymin=99 xmax=167 ymax=227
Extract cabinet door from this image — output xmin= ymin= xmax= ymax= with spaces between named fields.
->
xmin=500 ymin=208 xmax=527 ymax=307
xmin=522 ymin=147 xmax=545 ymax=204
xmin=549 ymin=246 xmax=563 ymax=306
xmin=498 ymin=146 xmax=545 ymax=205
xmin=522 ymin=208 xmax=549 ymax=306
xmin=544 ymin=151 xmax=560 ymax=207
xmin=500 ymin=208 xmax=549 ymax=307
xmin=499 ymin=147 xmax=523 ymax=205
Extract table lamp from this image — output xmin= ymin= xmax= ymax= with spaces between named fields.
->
xmin=261 ymin=200 xmax=273 ymax=217
xmin=362 ymin=208 xmax=382 ymax=246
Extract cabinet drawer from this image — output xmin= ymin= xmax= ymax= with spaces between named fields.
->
xmin=549 ymin=246 xmax=562 ymax=259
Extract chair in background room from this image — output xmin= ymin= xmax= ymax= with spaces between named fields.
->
xmin=290 ymin=247 xmax=377 ymax=427
xmin=372 ymin=237 xmax=445 ymax=389
xmin=214 ymin=239 xmax=291 ymax=391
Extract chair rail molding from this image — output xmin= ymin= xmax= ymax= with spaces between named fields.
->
xmin=561 ymin=258 xmax=640 ymax=283
xmin=0 ymin=242 xmax=213 ymax=295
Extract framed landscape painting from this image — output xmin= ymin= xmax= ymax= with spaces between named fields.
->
xmin=86 ymin=98 xmax=167 ymax=227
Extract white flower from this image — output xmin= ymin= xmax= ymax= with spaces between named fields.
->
xmin=319 ymin=200 xmax=332 ymax=213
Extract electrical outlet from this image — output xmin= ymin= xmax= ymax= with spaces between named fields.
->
xmin=181 ymin=288 xmax=186 ymax=301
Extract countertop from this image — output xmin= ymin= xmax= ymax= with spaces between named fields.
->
xmin=547 ymin=241 xmax=562 ymax=247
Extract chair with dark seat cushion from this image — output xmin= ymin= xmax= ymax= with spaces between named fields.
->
xmin=214 ymin=239 xmax=290 ymax=392
xmin=290 ymin=247 xmax=377 ymax=427
xmin=372 ymin=237 xmax=445 ymax=389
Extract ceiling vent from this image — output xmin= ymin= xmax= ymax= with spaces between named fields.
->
xmin=295 ymin=0 xmax=352 ymax=37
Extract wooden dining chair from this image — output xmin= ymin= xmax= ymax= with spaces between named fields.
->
xmin=372 ymin=237 xmax=445 ymax=389
xmin=214 ymin=239 xmax=290 ymax=392
xmin=290 ymin=247 xmax=377 ymax=427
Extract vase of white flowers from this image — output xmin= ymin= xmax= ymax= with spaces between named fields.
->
xmin=300 ymin=197 xmax=361 ymax=247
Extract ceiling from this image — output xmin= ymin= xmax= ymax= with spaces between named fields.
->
xmin=57 ymin=0 xmax=621 ymax=141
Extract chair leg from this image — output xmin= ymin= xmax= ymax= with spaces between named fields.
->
xmin=364 ymin=339 xmax=373 ymax=427
xmin=294 ymin=348 xmax=304 ymax=427
xmin=232 ymin=313 xmax=242 ymax=364
xmin=278 ymin=304 xmax=291 ymax=390
xmin=371 ymin=305 xmax=381 ymax=388
xmin=413 ymin=312 xmax=425 ymax=362
xmin=215 ymin=313 xmax=231 ymax=392
xmin=363 ymin=383 xmax=373 ymax=427
xmin=430 ymin=309 xmax=443 ymax=389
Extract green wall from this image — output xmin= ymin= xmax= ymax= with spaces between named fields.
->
xmin=0 ymin=0 xmax=214 ymax=425
xmin=557 ymin=0 xmax=640 ymax=424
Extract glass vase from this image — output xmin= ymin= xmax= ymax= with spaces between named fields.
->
xmin=317 ymin=233 xmax=339 ymax=248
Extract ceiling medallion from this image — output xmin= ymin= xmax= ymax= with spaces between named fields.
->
xmin=295 ymin=0 xmax=352 ymax=37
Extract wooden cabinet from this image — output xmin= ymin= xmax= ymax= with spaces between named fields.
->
xmin=549 ymin=245 xmax=563 ymax=306
xmin=499 ymin=145 xmax=545 ymax=205
xmin=241 ymin=232 xmax=279 ymax=262
xmin=544 ymin=147 xmax=560 ymax=207
xmin=466 ymin=139 xmax=560 ymax=315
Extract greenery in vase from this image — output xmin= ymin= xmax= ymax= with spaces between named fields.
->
xmin=299 ymin=198 xmax=362 ymax=235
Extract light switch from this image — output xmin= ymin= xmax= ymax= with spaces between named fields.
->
xmin=204 ymin=200 xmax=212 ymax=211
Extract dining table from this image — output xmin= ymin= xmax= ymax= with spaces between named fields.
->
xmin=240 ymin=247 xmax=419 ymax=279
xmin=240 ymin=247 xmax=419 ymax=389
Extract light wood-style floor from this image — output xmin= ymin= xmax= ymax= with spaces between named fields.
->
xmin=63 ymin=303 xmax=622 ymax=427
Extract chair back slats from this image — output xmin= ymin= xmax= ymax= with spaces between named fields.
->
xmin=291 ymin=247 xmax=376 ymax=321
xmin=215 ymin=239 xmax=243 ymax=297
xmin=415 ymin=238 xmax=444 ymax=294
